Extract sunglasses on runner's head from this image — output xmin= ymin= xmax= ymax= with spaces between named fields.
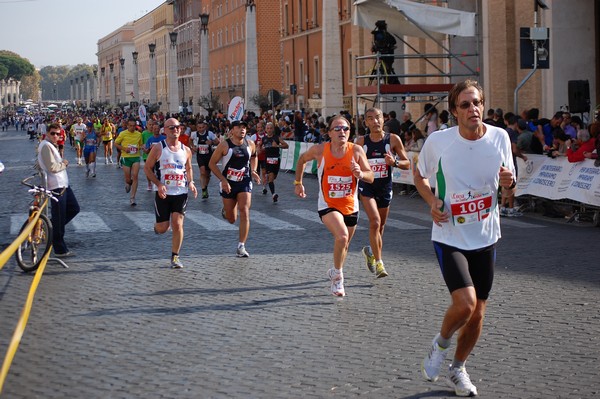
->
xmin=457 ymin=99 xmax=483 ymax=109
xmin=331 ymin=125 xmax=350 ymax=132
xmin=165 ymin=125 xmax=181 ymax=130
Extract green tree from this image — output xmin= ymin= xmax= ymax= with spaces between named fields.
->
xmin=21 ymin=70 xmax=41 ymax=101
xmin=0 ymin=64 xmax=8 ymax=80
xmin=250 ymin=90 xmax=288 ymax=114
xmin=38 ymin=64 xmax=96 ymax=101
xmin=197 ymin=93 xmax=221 ymax=117
xmin=0 ymin=50 xmax=35 ymax=80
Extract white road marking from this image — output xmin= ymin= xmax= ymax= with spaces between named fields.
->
xmin=282 ymin=208 xmax=366 ymax=230
xmin=185 ymin=210 xmax=238 ymax=231
xmin=122 ymin=211 xmax=155 ymax=232
xmin=251 ymin=210 xmax=305 ymax=230
xmin=10 ymin=214 xmax=28 ymax=235
xmin=69 ymin=212 xmax=111 ymax=232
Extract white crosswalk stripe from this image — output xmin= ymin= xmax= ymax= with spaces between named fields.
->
xmin=283 ymin=208 xmax=321 ymax=224
xmin=283 ymin=208 xmax=366 ymax=230
xmin=185 ymin=210 xmax=238 ymax=231
xmin=122 ymin=211 xmax=155 ymax=232
xmin=8 ymin=207 xmax=546 ymax=236
xmin=364 ymin=213 xmax=427 ymax=230
xmin=10 ymin=214 xmax=28 ymax=235
xmin=250 ymin=210 xmax=304 ymax=230
xmin=69 ymin=212 xmax=111 ymax=232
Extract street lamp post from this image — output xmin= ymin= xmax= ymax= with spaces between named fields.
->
xmin=132 ymin=51 xmax=139 ymax=106
xmin=86 ymin=73 xmax=91 ymax=108
xmin=109 ymin=63 xmax=115 ymax=106
xmin=75 ymin=77 xmax=79 ymax=103
xmin=81 ymin=75 xmax=85 ymax=105
xmin=70 ymin=79 xmax=73 ymax=102
xmin=168 ymin=31 xmax=179 ymax=114
xmin=119 ymin=57 xmax=126 ymax=105
xmin=148 ymin=43 xmax=157 ymax=105
xmin=244 ymin=0 xmax=259 ymax=114
xmin=92 ymin=69 xmax=97 ymax=106
xmin=199 ymin=12 xmax=210 ymax=116
xmin=100 ymin=67 xmax=105 ymax=104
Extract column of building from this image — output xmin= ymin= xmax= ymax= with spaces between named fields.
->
xmin=321 ymin=1 xmax=344 ymax=116
xmin=244 ymin=2 xmax=259 ymax=115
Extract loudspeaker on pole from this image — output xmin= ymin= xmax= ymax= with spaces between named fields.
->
xmin=568 ymin=80 xmax=590 ymax=114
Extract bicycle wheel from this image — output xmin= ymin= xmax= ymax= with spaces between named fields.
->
xmin=15 ymin=214 xmax=53 ymax=273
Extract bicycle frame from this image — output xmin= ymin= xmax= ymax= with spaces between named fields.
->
xmin=16 ymin=173 xmax=69 ymax=271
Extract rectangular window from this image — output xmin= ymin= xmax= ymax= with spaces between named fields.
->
xmin=348 ymin=51 xmax=353 ymax=85
xmin=283 ymin=3 xmax=289 ymax=35
xmin=285 ymin=63 xmax=290 ymax=88
xmin=299 ymin=60 xmax=304 ymax=88
xmin=297 ymin=0 xmax=303 ymax=31
xmin=313 ymin=57 xmax=320 ymax=88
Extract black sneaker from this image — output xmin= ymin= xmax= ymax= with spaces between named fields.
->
xmin=262 ymin=188 xmax=268 ymax=195
xmin=272 ymin=193 xmax=279 ymax=203
xmin=202 ymin=189 xmax=209 ymax=199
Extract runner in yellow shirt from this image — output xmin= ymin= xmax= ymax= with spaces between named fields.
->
xmin=115 ymin=118 xmax=143 ymax=206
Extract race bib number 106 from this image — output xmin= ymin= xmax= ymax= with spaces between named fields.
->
xmin=449 ymin=188 xmax=493 ymax=225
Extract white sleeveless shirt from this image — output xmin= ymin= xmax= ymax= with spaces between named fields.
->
xmin=158 ymin=140 xmax=188 ymax=196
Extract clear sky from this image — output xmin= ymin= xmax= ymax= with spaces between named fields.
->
xmin=0 ymin=0 xmax=166 ymax=68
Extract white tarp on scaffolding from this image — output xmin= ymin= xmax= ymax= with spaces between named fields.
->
xmin=353 ymin=0 xmax=476 ymax=40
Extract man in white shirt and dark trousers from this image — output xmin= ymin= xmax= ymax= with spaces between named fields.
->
xmin=37 ymin=122 xmax=80 ymax=257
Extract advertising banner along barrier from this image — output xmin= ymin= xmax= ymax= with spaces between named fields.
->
xmin=515 ymin=154 xmax=600 ymax=207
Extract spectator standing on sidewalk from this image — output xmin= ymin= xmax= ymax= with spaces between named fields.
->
xmin=37 ymin=123 xmax=80 ymax=257
xmin=294 ymin=115 xmax=374 ymax=297
xmin=415 ymin=80 xmax=515 ymax=397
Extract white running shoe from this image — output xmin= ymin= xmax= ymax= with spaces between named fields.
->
xmin=236 ymin=245 xmax=249 ymax=258
xmin=327 ymin=268 xmax=345 ymax=297
xmin=422 ymin=334 xmax=450 ymax=382
xmin=447 ymin=366 xmax=478 ymax=397
xmin=171 ymin=255 xmax=184 ymax=269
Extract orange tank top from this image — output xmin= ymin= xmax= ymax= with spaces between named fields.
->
xmin=317 ymin=142 xmax=359 ymax=215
